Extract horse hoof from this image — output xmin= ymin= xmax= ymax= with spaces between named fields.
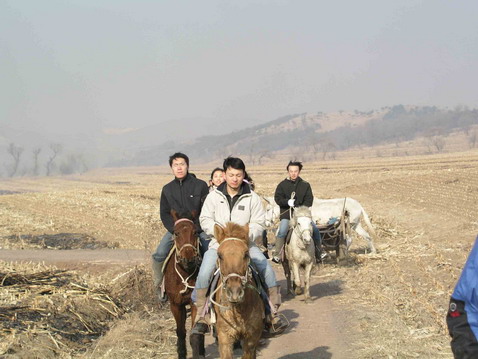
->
xmin=295 ymin=287 xmax=303 ymax=295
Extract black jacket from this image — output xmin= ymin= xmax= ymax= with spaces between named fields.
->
xmin=160 ymin=173 xmax=209 ymax=233
xmin=274 ymin=177 xmax=314 ymax=220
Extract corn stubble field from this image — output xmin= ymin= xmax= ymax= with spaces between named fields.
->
xmin=1 ymin=150 xmax=478 ymax=358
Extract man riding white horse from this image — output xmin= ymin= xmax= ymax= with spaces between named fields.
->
xmin=272 ymin=161 xmax=322 ymax=263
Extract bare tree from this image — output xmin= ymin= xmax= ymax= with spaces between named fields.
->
xmin=257 ymin=150 xmax=274 ymax=165
xmin=46 ymin=143 xmax=62 ymax=176
xmin=32 ymin=148 xmax=41 ymax=176
xmin=320 ymin=139 xmax=337 ymax=160
xmin=468 ymin=130 xmax=477 ymax=149
xmin=305 ymin=133 xmax=321 ymax=160
xmin=7 ymin=143 xmax=24 ymax=177
xmin=424 ymin=128 xmax=446 ymax=153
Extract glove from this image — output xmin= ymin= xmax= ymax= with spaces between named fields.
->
xmin=287 ymin=199 xmax=295 ymax=207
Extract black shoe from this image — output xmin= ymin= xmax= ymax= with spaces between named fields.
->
xmin=157 ymin=291 xmax=168 ymax=303
xmin=271 ymin=256 xmax=281 ymax=264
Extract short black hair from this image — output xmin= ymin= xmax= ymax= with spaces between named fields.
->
xmin=223 ymin=156 xmax=246 ymax=172
xmin=169 ymin=152 xmax=189 ymax=167
xmin=210 ymin=167 xmax=224 ymax=179
xmin=287 ymin=161 xmax=303 ymax=171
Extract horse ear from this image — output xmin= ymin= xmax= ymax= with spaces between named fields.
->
xmin=243 ymin=224 xmax=249 ymax=239
xmin=171 ymin=210 xmax=179 ymax=222
xmin=214 ymin=224 xmax=225 ymax=243
xmin=191 ymin=210 xmax=198 ymax=220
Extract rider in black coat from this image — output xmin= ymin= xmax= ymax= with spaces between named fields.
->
xmin=272 ymin=161 xmax=322 ymax=263
xmin=274 ymin=176 xmax=314 ymax=221
xmin=152 ymin=153 xmax=209 ymax=301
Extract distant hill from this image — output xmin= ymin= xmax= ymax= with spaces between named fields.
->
xmin=2 ymin=105 xmax=478 ymax=176
xmin=113 ymin=105 xmax=478 ymax=166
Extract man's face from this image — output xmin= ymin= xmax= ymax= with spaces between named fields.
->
xmin=225 ymin=167 xmax=244 ymax=191
xmin=171 ymin=158 xmax=188 ymax=179
xmin=288 ymin=165 xmax=301 ymax=180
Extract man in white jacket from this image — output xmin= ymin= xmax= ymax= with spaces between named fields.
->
xmin=192 ymin=156 xmax=284 ymax=335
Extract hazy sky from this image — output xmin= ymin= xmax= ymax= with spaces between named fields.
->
xmin=2 ymin=0 xmax=478 ymax=134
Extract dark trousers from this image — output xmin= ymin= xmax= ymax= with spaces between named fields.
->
xmin=447 ymin=298 xmax=478 ymax=359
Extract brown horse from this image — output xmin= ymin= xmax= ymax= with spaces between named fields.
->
xmin=212 ymin=222 xmax=265 ymax=359
xmin=164 ymin=210 xmax=202 ymax=359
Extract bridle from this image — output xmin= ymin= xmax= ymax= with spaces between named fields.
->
xmin=291 ymin=215 xmax=313 ymax=250
xmin=173 ymin=218 xmax=201 ymax=293
xmin=209 ymin=237 xmax=257 ymax=310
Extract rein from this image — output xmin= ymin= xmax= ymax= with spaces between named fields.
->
xmin=172 ymin=218 xmax=201 ymax=294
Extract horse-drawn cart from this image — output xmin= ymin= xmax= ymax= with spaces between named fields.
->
xmin=316 ymin=207 xmax=351 ymax=263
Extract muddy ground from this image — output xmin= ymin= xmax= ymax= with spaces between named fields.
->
xmin=1 ymin=151 xmax=478 ymax=358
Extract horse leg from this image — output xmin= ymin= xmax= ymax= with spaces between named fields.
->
xmin=291 ymin=262 xmax=303 ymax=296
xmin=170 ymin=302 xmax=187 ymax=359
xmin=282 ymin=259 xmax=293 ymax=296
xmin=241 ymin=337 xmax=257 ymax=359
xmin=355 ymin=224 xmax=376 ymax=253
xmin=303 ymin=262 xmax=313 ymax=303
xmin=217 ymin=331 xmax=234 ymax=359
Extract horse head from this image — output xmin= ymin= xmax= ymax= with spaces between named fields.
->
xmin=215 ymin=222 xmax=250 ymax=304
xmin=171 ymin=210 xmax=201 ymax=272
xmin=290 ymin=206 xmax=313 ymax=248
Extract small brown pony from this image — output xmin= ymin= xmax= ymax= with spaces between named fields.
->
xmin=212 ymin=222 xmax=264 ymax=359
xmin=164 ymin=210 xmax=202 ymax=359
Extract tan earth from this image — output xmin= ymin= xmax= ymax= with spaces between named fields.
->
xmin=1 ymin=150 xmax=478 ymax=358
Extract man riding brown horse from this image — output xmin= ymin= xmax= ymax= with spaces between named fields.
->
xmin=152 ymin=152 xmax=210 ymax=301
xmin=192 ymin=156 xmax=287 ymax=336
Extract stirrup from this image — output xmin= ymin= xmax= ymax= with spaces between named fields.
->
xmin=264 ymin=313 xmax=289 ymax=337
xmin=191 ymin=320 xmax=210 ymax=335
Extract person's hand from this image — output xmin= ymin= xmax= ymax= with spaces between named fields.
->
xmin=287 ymin=199 xmax=295 ymax=207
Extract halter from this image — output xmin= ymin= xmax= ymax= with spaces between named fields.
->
xmin=293 ymin=218 xmax=313 ymax=240
xmin=209 ymin=237 xmax=257 ymax=310
xmin=172 ymin=218 xmax=201 ymax=294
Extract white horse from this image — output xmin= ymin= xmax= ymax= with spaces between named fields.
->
xmin=263 ymin=196 xmax=377 ymax=253
xmin=284 ymin=206 xmax=315 ymax=303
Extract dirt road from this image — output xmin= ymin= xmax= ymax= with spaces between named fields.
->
xmin=0 ymin=248 xmax=353 ymax=358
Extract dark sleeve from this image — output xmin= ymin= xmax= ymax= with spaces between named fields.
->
xmin=196 ymin=180 xmax=209 ymax=233
xmin=160 ymin=189 xmax=174 ymax=233
xmin=199 ymin=181 xmax=209 ymax=207
xmin=303 ymin=183 xmax=314 ymax=207
xmin=274 ymin=181 xmax=289 ymax=207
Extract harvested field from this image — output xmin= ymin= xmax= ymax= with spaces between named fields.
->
xmin=1 ymin=150 xmax=478 ymax=358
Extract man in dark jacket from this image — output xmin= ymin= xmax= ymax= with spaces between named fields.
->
xmin=152 ymin=152 xmax=209 ymax=301
xmin=272 ymin=161 xmax=322 ymax=263
xmin=447 ymin=235 xmax=478 ymax=358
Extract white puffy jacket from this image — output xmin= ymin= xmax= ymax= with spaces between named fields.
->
xmin=200 ymin=183 xmax=265 ymax=250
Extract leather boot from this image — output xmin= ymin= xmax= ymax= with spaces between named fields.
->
xmin=152 ymin=260 xmax=167 ymax=302
xmin=191 ymin=288 xmax=210 ymax=334
xmin=267 ymin=285 xmax=287 ymax=334
xmin=272 ymin=237 xmax=285 ymax=263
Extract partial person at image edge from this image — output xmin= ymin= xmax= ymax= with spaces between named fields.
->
xmin=447 ymin=235 xmax=478 ymax=358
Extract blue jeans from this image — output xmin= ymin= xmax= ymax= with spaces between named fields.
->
xmin=274 ymin=218 xmax=321 ymax=256
xmin=196 ymin=245 xmax=277 ymax=289
xmin=152 ymin=231 xmax=209 ymax=263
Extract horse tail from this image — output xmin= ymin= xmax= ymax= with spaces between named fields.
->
xmin=360 ymin=207 xmax=376 ymax=238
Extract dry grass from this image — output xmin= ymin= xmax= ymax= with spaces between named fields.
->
xmin=1 ymin=150 xmax=478 ymax=357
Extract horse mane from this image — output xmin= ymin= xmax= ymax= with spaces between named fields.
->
xmin=216 ymin=222 xmax=249 ymax=245
xmin=290 ymin=206 xmax=312 ymax=227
